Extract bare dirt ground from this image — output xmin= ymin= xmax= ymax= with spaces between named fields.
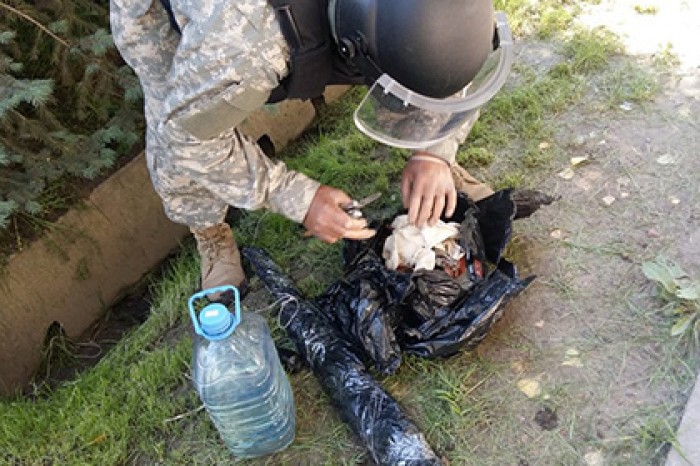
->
xmin=462 ymin=1 xmax=699 ymax=463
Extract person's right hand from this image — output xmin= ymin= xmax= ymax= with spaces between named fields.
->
xmin=303 ymin=185 xmax=376 ymax=243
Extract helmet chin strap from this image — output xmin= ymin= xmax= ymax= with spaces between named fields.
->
xmin=491 ymin=24 xmax=500 ymax=50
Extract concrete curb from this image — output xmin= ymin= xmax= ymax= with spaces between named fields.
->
xmin=666 ymin=373 xmax=700 ymax=466
xmin=0 ymin=86 xmax=349 ymax=397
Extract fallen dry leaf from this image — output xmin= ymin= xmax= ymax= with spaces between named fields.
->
xmin=89 ymin=433 xmax=107 ymax=445
xmin=602 ymin=195 xmax=616 ymax=206
xmin=570 ymin=156 xmax=589 ymax=166
xmin=517 ymin=378 xmax=541 ymax=398
xmin=656 ymin=153 xmax=676 ymax=165
xmin=558 ymin=167 xmax=575 ymax=180
xmin=562 ymin=348 xmax=584 ymax=367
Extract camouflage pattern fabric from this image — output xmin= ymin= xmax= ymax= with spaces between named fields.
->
xmin=423 ymin=112 xmax=479 ymax=164
xmin=110 ymin=0 xmax=320 ymax=228
xmin=110 ymin=0 xmax=485 ymax=230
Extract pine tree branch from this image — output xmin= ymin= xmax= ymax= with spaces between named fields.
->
xmin=0 ymin=173 xmax=27 ymax=187
xmin=0 ymin=1 xmax=71 ymax=48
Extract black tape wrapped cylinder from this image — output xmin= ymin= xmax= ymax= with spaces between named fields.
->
xmin=242 ymin=246 xmax=444 ymax=466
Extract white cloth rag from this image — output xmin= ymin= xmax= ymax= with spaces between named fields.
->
xmin=383 ymin=215 xmax=462 ymax=271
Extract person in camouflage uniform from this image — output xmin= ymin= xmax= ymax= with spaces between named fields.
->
xmin=109 ymin=0 xmax=494 ymax=292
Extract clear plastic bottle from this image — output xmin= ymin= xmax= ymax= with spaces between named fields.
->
xmin=188 ymin=286 xmax=295 ymax=458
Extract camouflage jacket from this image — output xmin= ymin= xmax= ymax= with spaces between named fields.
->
xmin=110 ymin=0 xmax=466 ymax=227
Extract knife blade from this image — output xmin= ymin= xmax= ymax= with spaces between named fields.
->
xmin=343 ymin=192 xmax=382 ymax=218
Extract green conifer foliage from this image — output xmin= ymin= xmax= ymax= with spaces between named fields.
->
xmin=0 ymin=0 xmax=143 ymax=228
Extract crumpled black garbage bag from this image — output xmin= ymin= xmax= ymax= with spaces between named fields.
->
xmin=315 ymin=190 xmax=535 ymax=373
xmin=314 ymin=248 xmax=411 ymax=374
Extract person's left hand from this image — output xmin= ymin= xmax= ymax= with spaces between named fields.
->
xmin=401 ymin=152 xmax=457 ymax=227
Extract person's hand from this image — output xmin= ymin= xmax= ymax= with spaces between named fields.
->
xmin=303 ymin=185 xmax=377 ymax=243
xmin=401 ymin=152 xmax=457 ymax=227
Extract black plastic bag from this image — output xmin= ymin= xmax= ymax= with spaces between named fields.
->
xmin=400 ymin=267 xmax=529 ymax=357
xmin=314 ymin=248 xmax=410 ymax=374
xmin=315 ymin=190 xmax=534 ymax=372
xmin=243 ymin=247 xmax=444 ymax=466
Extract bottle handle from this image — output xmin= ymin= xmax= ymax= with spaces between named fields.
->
xmin=188 ymin=285 xmax=241 ymax=337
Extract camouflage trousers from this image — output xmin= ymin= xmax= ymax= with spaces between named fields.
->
xmin=110 ymin=0 xmax=320 ymax=229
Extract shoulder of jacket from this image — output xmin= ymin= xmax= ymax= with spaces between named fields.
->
xmin=112 ymin=0 xmax=152 ymax=18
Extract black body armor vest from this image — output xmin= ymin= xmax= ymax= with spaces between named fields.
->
xmin=158 ymin=0 xmax=364 ymax=103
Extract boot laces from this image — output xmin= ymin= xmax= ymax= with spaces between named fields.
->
xmin=197 ymin=225 xmax=233 ymax=263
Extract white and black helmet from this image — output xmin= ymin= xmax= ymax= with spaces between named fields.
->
xmin=328 ymin=0 xmax=514 ymax=149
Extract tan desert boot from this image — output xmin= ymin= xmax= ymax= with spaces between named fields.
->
xmin=451 ymin=164 xmax=493 ymax=202
xmin=191 ymin=223 xmax=246 ymax=295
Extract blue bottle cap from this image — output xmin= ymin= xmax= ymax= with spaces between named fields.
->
xmin=188 ymin=285 xmax=242 ymax=341
xmin=199 ymin=303 xmax=236 ymax=340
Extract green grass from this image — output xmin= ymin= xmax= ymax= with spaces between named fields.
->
xmin=0 ymin=249 xmax=200 ymax=464
xmin=1 ymin=0 xmax=692 ymax=464
xmin=642 ymin=256 xmax=700 ymax=343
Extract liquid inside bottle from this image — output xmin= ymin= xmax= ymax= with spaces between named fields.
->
xmin=190 ymin=289 xmax=295 ymax=458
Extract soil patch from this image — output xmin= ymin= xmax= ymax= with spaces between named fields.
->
xmin=27 ymin=249 xmax=183 ymax=396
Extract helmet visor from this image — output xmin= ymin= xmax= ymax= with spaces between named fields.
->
xmin=354 ymin=12 xmax=514 ymax=150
